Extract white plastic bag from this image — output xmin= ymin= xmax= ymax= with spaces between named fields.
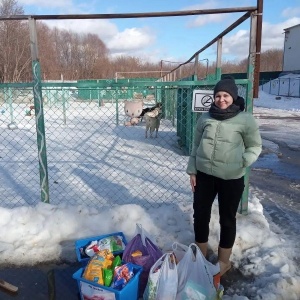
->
xmin=176 ymin=243 xmax=219 ymax=300
xmin=143 ymin=252 xmax=178 ymax=300
xmin=172 ymin=242 xmax=189 ymax=263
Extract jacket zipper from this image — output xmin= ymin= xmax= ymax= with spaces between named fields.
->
xmin=211 ymin=121 xmax=221 ymax=173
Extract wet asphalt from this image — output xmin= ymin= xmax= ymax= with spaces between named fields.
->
xmin=251 ymin=111 xmax=300 ymax=239
xmin=0 ymin=262 xmax=81 ymax=299
xmin=250 ymin=109 xmax=300 ymax=271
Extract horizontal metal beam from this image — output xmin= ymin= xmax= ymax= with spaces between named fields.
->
xmin=0 ymin=7 xmax=257 ymax=21
xmin=0 ymin=78 xmax=250 ymax=88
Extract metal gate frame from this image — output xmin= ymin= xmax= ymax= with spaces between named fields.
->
xmin=0 ymin=1 xmax=263 ymax=214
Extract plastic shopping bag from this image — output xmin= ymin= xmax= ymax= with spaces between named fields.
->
xmin=176 ymin=243 xmax=219 ymax=300
xmin=123 ymin=224 xmax=163 ymax=297
xmin=143 ymin=252 xmax=178 ymax=300
xmin=172 ymin=242 xmax=189 ymax=263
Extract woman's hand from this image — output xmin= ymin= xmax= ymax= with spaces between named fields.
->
xmin=190 ymin=174 xmax=196 ymax=192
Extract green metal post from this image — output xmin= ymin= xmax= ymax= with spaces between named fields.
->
xmin=62 ymin=89 xmax=67 ymax=125
xmin=115 ymin=88 xmax=119 ymax=126
xmin=194 ymin=54 xmax=199 ymax=81
xmin=215 ymin=38 xmax=223 ymax=80
xmin=8 ymin=88 xmax=14 ymax=123
xmin=215 ymin=68 xmax=222 ymax=81
xmin=239 ymin=11 xmax=257 ymax=215
xmin=172 ymin=89 xmax=176 ymax=127
xmin=32 ymin=60 xmax=50 ymax=203
xmin=29 ymin=18 xmax=50 ymax=203
xmin=97 ymin=81 xmax=100 ymax=107
xmin=161 ymin=87 xmax=166 ymax=119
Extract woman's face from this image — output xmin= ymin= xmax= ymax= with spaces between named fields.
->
xmin=214 ymin=91 xmax=233 ymax=109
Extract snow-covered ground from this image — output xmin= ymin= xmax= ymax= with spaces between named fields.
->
xmin=255 ymin=90 xmax=300 ymax=112
xmin=0 ymin=89 xmax=299 ymax=299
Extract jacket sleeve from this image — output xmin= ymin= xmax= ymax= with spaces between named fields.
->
xmin=242 ymin=114 xmax=262 ymax=167
xmin=186 ymin=116 xmax=204 ymax=175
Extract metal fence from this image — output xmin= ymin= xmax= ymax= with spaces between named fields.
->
xmin=0 ymin=4 xmax=257 ymax=213
xmin=0 ymin=79 xmax=249 ymax=212
xmin=260 ymin=77 xmax=300 ymax=97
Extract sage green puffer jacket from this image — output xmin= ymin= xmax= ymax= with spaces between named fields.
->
xmin=186 ymin=112 xmax=262 ymax=180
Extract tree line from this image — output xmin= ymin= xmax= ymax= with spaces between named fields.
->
xmin=0 ymin=0 xmax=283 ymax=83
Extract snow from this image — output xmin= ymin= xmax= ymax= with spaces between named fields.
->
xmin=256 ymin=90 xmax=300 ymax=112
xmin=0 ymin=87 xmax=300 ymax=299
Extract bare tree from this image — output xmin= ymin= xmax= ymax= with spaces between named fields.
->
xmin=37 ymin=22 xmax=60 ymax=80
xmin=259 ymin=49 xmax=283 ymax=71
xmin=229 ymin=49 xmax=283 ymax=74
xmin=40 ymin=28 xmax=108 ymax=80
xmin=0 ymin=0 xmax=285 ymax=82
xmin=0 ymin=0 xmax=31 ymax=82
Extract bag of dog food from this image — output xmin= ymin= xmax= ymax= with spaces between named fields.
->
xmin=82 ymin=249 xmax=114 ymax=285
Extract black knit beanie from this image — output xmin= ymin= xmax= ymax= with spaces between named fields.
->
xmin=213 ymin=76 xmax=238 ymax=101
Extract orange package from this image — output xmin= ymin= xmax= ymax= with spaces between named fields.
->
xmin=131 ymin=250 xmax=142 ymax=257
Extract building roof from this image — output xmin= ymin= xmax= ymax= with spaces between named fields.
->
xmin=284 ymin=24 xmax=300 ymax=31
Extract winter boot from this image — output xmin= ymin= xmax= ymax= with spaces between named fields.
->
xmin=218 ymin=247 xmax=232 ymax=276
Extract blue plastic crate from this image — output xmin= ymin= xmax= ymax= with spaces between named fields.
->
xmin=72 ymin=263 xmax=142 ymax=300
xmin=75 ymin=232 xmax=127 ymax=266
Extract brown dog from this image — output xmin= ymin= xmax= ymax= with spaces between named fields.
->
xmin=144 ymin=107 xmax=162 ymax=138
xmin=140 ymin=102 xmax=162 ymax=122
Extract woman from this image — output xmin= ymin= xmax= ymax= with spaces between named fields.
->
xmin=186 ymin=76 xmax=262 ymax=276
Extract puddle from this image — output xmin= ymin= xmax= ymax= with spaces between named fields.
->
xmin=262 ymin=139 xmax=279 ymax=152
xmin=253 ymin=153 xmax=300 ymax=180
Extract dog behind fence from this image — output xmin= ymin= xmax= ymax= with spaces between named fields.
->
xmin=144 ymin=106 xmax=162 ymax=138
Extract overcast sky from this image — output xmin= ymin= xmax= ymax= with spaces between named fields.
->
xmin=15 ymin=1 xmax=300 ymax=62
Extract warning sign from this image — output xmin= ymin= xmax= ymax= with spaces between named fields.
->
xmin=192 ymin=90 xmax=214 ymax=112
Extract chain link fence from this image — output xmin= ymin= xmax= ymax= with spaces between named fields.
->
xmin=0 ymin=80 xmax=249 ymax=211
xmin=0 ymin=79 xmax=250 ymax=298
xmin=0 ymin=82 xmax=189 ymax=209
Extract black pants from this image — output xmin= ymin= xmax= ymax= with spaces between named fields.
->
xmin=193 ymin=171 xmax=245 ymax=248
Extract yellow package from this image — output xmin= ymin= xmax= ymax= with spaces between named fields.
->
xmin=82 ymin=250 xmax=114 ymax=285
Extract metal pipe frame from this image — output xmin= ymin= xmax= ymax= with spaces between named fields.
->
xmin=0 ymin=7 xmax=257 ymax=21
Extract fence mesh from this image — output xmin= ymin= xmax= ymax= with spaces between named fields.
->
xmin=0 ymin=83 xmax=188 ymax=209
xmin=0 ymin=81 xmax=248 ymax=210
